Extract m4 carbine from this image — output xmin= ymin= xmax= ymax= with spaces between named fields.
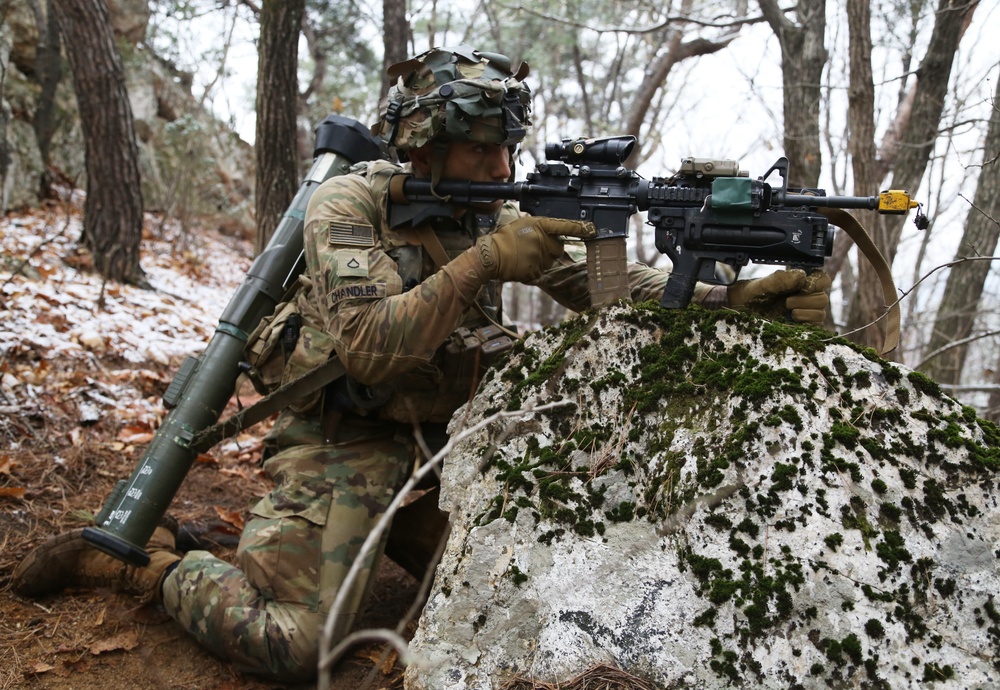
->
xmin=389 ymin=134 xmax=924 ymax=316
xmin=86 ymin=131 xmax=922 ymax=566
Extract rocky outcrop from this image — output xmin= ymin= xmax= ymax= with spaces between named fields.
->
xmin=405 ymin=304 xmax=1000 ymax=689
xmin=0 ymin=1 xmax=252 ymax=230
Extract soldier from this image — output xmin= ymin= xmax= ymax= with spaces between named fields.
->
xmin=11 ymin=46 xmax=831 ymax=680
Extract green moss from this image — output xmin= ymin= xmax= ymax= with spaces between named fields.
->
xmin=824 ymin=533 xmax=844 ymax=552
xmin=841 ymin=633 xmax=863 ymax=664
xmin=875 ymin=530 xmax=912 ymax=574
xmin=503 ymin=314 xmax=596 ymax=410
xmin=879 ymin=502 xmax=902 ymax=525
xmin=864 ymin=619 xmax=885 ymax=639
xmin=898 ymin=466 xmax=918 ymax=489
xmin=829 ymin=421 xmax=861 ymax=449
xmin=605 ymin=501 xmax=635 ymax=523
xmin=908 ymin=370 xmax=943 ymax=399
xmin=693 ymin=607 xmax=717 ymax=627
xmin=704 ymin=513 xmax=733 ymax=531
xmin=770 ymin=462 xmax=798 ymax=492
xmin=922 ymin=663 xmax=955 ymax=681
xmin=822 ymin=637 xmax=844 ymax=664
xmin=841 ymin=499 xmax=877 ymax=550
xmin=589 ymin=369 xmax=628 ymax=395
xmin=934 ymin=577 xmax=956 ymax=598
xmin=471 ymin=302 xmax=1000 ymax=685
xmin=508 ymin=565 xmax=528 ymax=586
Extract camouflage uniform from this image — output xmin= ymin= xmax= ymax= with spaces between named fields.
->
xmin=159 ymin=153 xmax=715 ymax=679
xmin=160 ymin=45 xmax=714 ymax=681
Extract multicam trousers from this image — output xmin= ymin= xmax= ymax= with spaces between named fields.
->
xmin=160 ymin=421 xmax=414 ymax=681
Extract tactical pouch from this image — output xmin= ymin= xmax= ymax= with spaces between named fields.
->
xmin=243 ymin=276 xmax=338 ymax=413
xmin=443 ymin=324 xmax=515 ymax=376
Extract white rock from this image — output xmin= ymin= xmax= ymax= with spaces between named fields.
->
xmin=405 ymin=305 xmax=1000 ymax=690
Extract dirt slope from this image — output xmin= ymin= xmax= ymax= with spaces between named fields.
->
xmin=0 ymin=199 xmax=416 ymax=690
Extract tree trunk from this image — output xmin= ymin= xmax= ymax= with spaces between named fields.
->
xmin=846 ymin=0 xmax=878 ymax=201
xmin=758 ymin=0 xmax=827 ymax=187
xmin=845 ymin=0 xmax=979 ymax=350
xmin=51 ymin=0 xmax=145 ymax=285
xmin=33 ymin=0 xmax=63 ymax=198
xmin=381 ymin=0 xmax=410 ymax=100
xmin=254 ymin=0 xmax=305 ymax=256
xmin=919 ymin=81 xmax=999 ymax=385
xmin=0 ymin=14 xmax=10 ymax=215
xmin=986 ymin=360 xmax=1000 ymax=425
xmin=834 ymin=0 xmax=887 ymax=341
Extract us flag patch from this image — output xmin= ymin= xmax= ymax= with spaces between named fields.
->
xmin=327 ymin=221 xmax=375 ymax=247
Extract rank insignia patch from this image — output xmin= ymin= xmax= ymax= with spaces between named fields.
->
xmin=337 ymin=249 xmax=370 ymax=277
xmin=328 ymin=221 xmax=375 ymax=247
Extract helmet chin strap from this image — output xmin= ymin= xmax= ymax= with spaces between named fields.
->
xmin=429 ymin=139 xmax=452 ymax=201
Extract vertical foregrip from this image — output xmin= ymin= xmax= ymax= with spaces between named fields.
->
xmin=659 ymin=257 xmax=701 ymax=309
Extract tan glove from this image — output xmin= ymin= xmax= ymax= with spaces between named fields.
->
xmin=727 ymin=269 xmax=832 ymax=325
xmin=476 ymin=216 xmax=596 ymax=283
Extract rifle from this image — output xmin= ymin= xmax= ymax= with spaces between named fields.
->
xmin=83 ymin=116 xmax=384 ymax=566
xmin=389 ymin=135 xmax=924 ymax=347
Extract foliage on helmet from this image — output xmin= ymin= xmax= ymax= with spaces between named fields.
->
xmin=373 ymin=45 xmax=532 ymax=154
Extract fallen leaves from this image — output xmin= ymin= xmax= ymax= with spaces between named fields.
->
xmin=87 ymin=629 xmax=140 ymax=655
xmin=22 ymin=629 xmax=142 ymax=679
xmin=117 ymin=423 xmax=154 ymax=445
xmin=0 ymin=486 xmax=27 ymax=500
xmin=213 ymin=505 xmax=245 ymax=531
xmin=0 ymin=455 xmax=26 ymax=499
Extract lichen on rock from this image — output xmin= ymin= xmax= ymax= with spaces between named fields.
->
xmin=404 ymin=303 xmax=1000 ymax=690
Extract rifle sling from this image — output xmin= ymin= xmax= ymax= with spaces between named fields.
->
xmin=411 ymin=224 xmax=521 ymax=341
xmin=192 ymin=355 xmax=347 ymax=453
xmin=819 ymin=208 xmax=900 ymax=355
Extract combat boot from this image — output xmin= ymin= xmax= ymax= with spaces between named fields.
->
xmin=11 ymin=526 xmax=181 ymax=604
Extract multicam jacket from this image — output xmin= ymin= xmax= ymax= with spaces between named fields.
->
xmin=298 ymin=159 xmax=709 ymax=424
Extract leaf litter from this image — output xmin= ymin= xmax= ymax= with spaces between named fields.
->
xmin=0 ymin=195 xmax=414 ymax=690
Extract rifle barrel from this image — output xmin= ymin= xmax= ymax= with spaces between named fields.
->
xmin=782 ymin=193 xmax=878 ymax=210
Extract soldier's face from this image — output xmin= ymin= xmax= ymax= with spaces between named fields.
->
xmin=438 ymin=141 xmax=512 ymax=183
xmin=410 ymin=141 xmax=511 ymax=212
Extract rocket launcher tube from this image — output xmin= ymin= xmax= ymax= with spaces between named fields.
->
xmin=84 ymin=116 xmax=383 ymax=566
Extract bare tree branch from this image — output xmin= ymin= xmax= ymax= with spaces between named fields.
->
xmin=316 ymin=400 xmax=576 ymax=688
xmin=495 ymin=1 xmax=765 ymax=34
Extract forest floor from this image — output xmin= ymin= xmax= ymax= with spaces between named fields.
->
xmin=0 ymin=196 xmax=417 ymax=690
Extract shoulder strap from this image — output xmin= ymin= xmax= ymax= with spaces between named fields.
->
xmin=192 ymin=356 xmax=347 ymax=452
xmin=411 ymin=224 xmax=521 ymax=341
xmin=819 ymin=208 xmax=900 ymax=355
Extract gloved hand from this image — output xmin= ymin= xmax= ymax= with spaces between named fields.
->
xmin=476 ymin=216 xmax=596 ymax=283
xmin=727 ymin=269 xmax=832 ymax=325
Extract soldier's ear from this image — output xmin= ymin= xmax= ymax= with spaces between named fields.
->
xmin=408 ymin=145 xmax=432 ymax=176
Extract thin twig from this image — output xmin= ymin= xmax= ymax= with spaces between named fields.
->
xmin=0 ymin=203 xmax=74 ymax=291
xmin=316 ymin=400 xmax=575 ymax=689
xmin=494 ymin=1 xmax=764 ymax=34
xmin=915 ymin=328 xmax=1000 ymax=369
xmin=828 ymin=255 xmax=1000 ymax=344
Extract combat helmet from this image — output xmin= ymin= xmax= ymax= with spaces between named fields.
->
xmin=374 ymin=45 xmax=532 ymax=161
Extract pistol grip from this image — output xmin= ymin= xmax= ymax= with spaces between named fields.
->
xmin=660 ymin=257 xmax=701 ymax=309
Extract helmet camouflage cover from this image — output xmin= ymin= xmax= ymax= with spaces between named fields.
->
xmin=374 ymin=45 xmax=532 ymax=154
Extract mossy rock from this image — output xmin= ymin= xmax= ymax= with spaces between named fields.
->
xmin=406 ymin=304 xmax=999 ymax=690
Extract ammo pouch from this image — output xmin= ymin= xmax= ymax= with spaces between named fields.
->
xmin=242 ymin=276 xmax=338 ymax=414
xmin=446 ymin=325 xmax=514 ymax=362
xmin=443 ymin=324 xmax=515 ymax=378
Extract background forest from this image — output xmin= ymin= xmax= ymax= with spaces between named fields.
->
xmin=1 ymin=0 xmax=998 ymax=421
